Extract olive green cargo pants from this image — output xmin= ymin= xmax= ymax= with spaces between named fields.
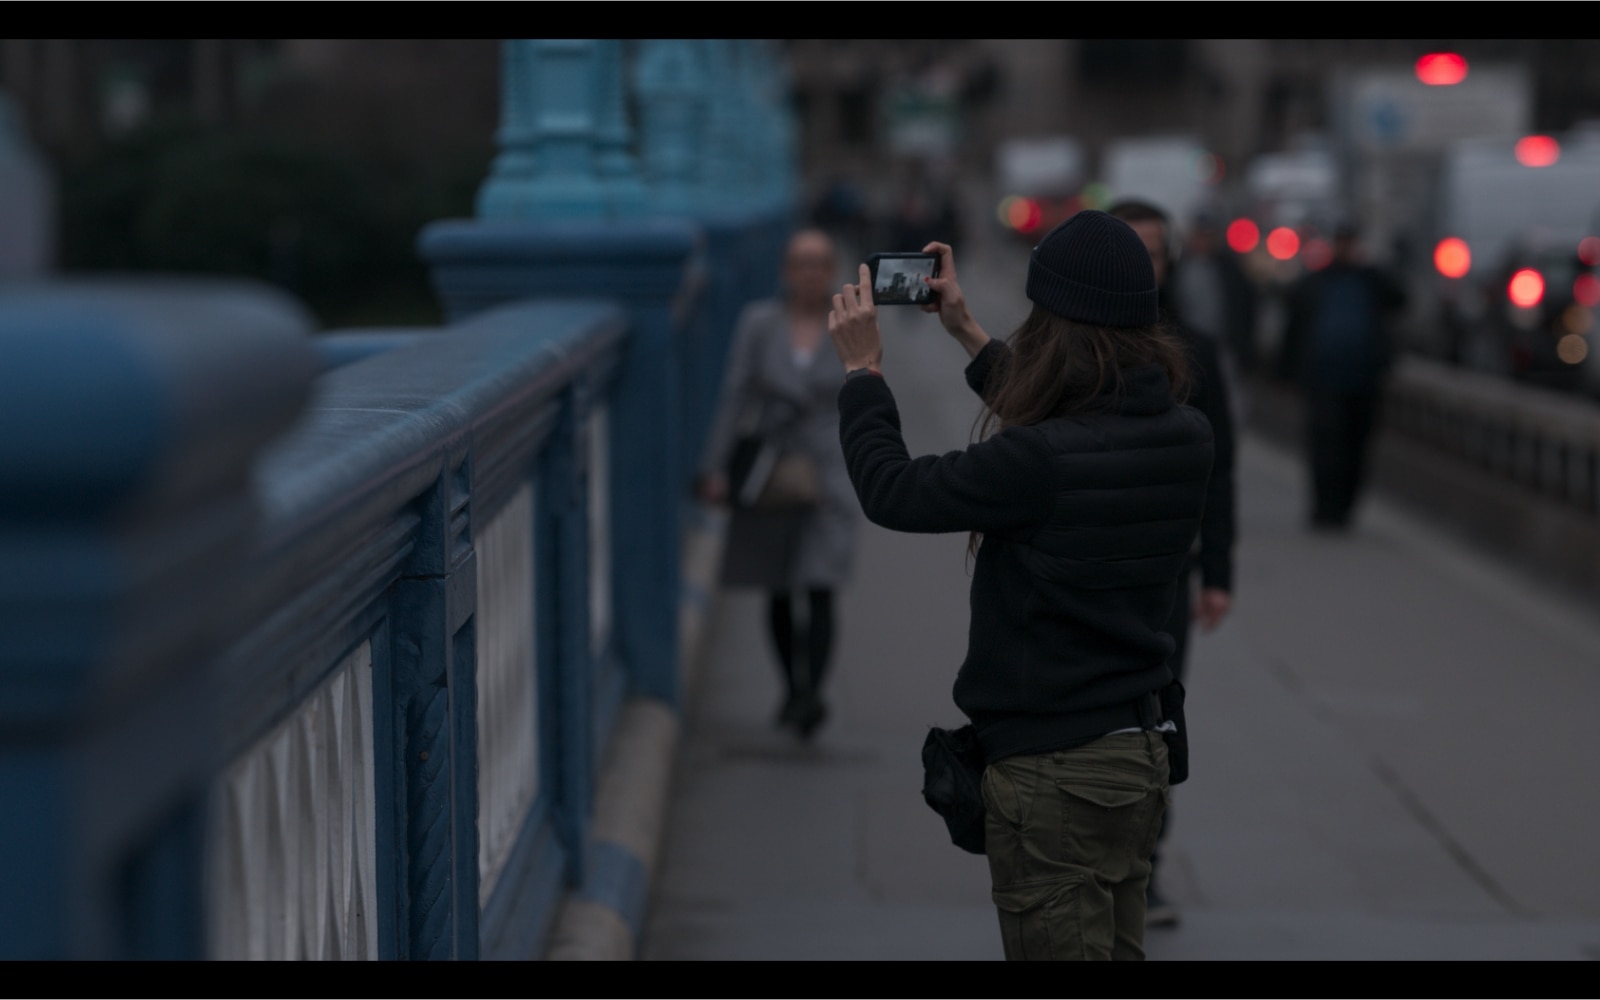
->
xmin=980 ymin=730 xmax=1170 ymax=960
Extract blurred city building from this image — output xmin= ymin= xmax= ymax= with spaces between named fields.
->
xmin=8 ymin=39 xmax=1600 ymax=368
xmin=0 ymin=40 xmax=500 ymax=326
xmin=0 ymin=40 xmax=498 ymax=161
xmin=9 ymin=39 xmax=1600 ymax=185
xmin=784 ymin=39 xmax=1600 ymax=209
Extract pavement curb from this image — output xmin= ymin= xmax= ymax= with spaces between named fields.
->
xmin=543 ymin=510 xmax=726 ymax=960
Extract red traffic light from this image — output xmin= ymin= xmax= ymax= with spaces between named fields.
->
xmin=1416 ymin=53 xmax=1468 ymax=86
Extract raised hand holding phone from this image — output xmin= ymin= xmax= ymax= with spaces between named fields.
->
xmin=920 ymin=242 xmax=991 ymax=359
xmin=828 ymin=263 xmax=884 ymax=374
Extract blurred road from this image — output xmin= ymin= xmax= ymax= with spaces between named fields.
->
xmin=642 ymin=226 xmax=1600 ymax=961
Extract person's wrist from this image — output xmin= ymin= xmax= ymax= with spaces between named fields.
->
xmin=952 ymin=317 xmax=990 ymax=356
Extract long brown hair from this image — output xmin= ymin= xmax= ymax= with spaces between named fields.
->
xmin=966 ymin=304 xmax=1192 ymax=561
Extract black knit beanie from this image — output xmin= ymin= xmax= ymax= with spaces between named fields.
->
xmin=1026 ymin=210 xmax=1159 ymax=326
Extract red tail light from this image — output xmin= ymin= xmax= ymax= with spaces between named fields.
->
xmin=1515 ymin=136 xmax=1560 ymax=168
xmin=1508 ymin=268 xmax=1545 ymax=307
xmin=1574 ymin=273 xmax=1600 ymax=308
xmin=1266 ymin=227 xmax=1299 ymax=261
xmin=1301 ymin=238 xmax=1333 ymax=271
xmin=1434 ymin=237 xmax=1471 ymax=278
xmin=1226 ymin=218 xmax=1259 ymax=253
xmin=1010 ymin=197 xmax=1042 ymax=232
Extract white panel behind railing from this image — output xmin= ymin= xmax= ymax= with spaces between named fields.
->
xmin=588 ymin=405 xmax=612 ymax=658
xmin=475 ymin=481 xmax=539 ymax=906
xmin=206 ymin=642 xmax=378 ymax=960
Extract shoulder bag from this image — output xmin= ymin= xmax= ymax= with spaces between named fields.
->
xmin=726 ymin=415 xmax=820 ymax=512
xmin=920 ymin=724 xmax=987 ymax=855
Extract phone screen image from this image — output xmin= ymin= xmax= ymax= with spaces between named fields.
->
xmin=869 ymin=254 xmax=938 ymax=305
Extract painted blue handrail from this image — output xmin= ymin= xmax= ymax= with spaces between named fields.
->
xmin=219 ymin=301 xmax=629 ymax=961
xmin=0 ymin=36 xmax=800 ymax=961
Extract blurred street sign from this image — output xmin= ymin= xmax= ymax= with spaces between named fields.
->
xmin=1344 ymin=66 xmax=1531 ymax=153
xmin=883 ymin=71 xmax=960 ymax=158
xmin=1246 ymin=148 xmax=1341 ymax=230
xmin=1103 ymin=134 xmax=1213 ymax=235
xmin=995 ymin=136 xmax=1085 ymax=196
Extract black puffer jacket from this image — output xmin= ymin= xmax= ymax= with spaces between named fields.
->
xmin=838 ymin=340 xmax=1214 ymax=763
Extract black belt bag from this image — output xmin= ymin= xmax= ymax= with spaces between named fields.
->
xmin=1132 ymin=682 xmax=1189 ymax=786
xmin=1160 ymin=679 xmax=1189 ymax=786
xmin=920 ymin=685 xmax=1189 ymax=857
xmin=920 ymin=724 xmax=987 ymax=855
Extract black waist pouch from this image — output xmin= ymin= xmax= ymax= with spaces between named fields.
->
xmin=1160 ymin=679 xmax=1189 ymax=786
xmin=921 ymin=724 xmax=987 ymax=855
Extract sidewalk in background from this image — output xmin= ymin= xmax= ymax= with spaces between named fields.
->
xmin=638 ymin=244 xmax=1600 ymax=957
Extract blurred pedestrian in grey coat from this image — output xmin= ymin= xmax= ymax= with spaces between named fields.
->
xmin=697 ymin=229 xmax=859 ymax=738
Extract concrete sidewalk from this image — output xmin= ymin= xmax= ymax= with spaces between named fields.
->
xmin=639 ymin=253 xmax=1600 ymax=959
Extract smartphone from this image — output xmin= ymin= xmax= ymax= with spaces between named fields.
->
xmin=866 ymin=252 xmax=940 ymax=306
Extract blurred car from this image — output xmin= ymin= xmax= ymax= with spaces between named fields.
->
xmin=1101 ymin=134 xmax=1222 ymax=242
xmin=993 ymin=136 xmax=1085 ymax=244
xmin=1485 ymin=242 xmax=1599 ymax=394
xmin=1426 ymin=129 xmax=1600 ymax=396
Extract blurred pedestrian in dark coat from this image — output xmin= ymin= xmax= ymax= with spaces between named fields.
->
xmin=1277 ymin=224 xmax=1406 ymax=530
xmin=1110 ymin=199 xmax=1237 ymax=929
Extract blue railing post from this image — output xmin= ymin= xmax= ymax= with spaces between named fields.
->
xmin=534 ymin=388 xmax=592 ymax=887
xmin=0 ymin=283 xmax=317 ymax=959
xmin=685 ymin=40 xmax=799 ymax=469
xmin=734 ymin=41 xmax=772 ymax=218
xmin=635 ymin=40 xmax=709 ymax=217
xmin=423 ymin=38 xmax=709 ymax=722
xmin=743 ymin=40 xmax=798 ymax=302
xmin=698 ymin=40 xmax=745 ymax=219
xmin=417 ymin=39 xmax=800 ymax=956
xmin=772 ymin=43 xmax=801 ymax=223
xmin=476 ymin=40 xmax=609 ymax=220
xmin=636 ymin=40 xmax=716 ymax=476
xmin=422 ymin=223 xmax=699 ymax=708
xmin=595 ymin=40 xmax=648 ymax=217
xmin=387 ymin=445 xmax=481 ymax=960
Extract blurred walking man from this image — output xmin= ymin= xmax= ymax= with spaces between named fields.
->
xmin=1278 ymin=222 xmax=1406 ymax=531
xmin=1109 ymin=200 xmax=1237 ymax=928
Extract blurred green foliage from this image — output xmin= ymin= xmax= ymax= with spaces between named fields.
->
xmin=57 ymin=119 xmax=483 ymax=327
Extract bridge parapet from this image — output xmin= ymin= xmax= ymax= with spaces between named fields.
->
xmin=1386 ymin=356 xmax=1600 ymax=516
xmin=207 ymin=301 xmax=629 ymax=960
xmin=0 ymin=37 xmax=796 ymax=961
xmin=1251 ymin=355 xmax=1600 ymax=598
xmin=0 ymin=280 xmax=319 ymax=958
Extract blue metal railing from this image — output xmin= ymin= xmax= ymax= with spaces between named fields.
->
xmin=0 ymin=36 xmax=793 ymax=961
xmin=211 ymin=300 xmax=632 ymax=960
